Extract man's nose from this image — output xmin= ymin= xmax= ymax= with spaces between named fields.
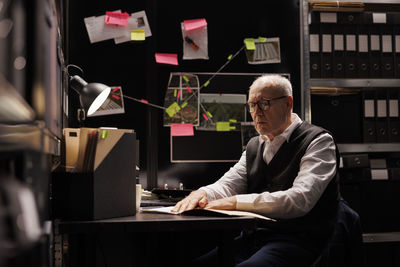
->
xmin=254 ymin=104 xmax=264 ymax=115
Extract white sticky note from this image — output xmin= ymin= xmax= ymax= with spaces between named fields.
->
xmin=310 ymin=34 xmax=319 ymax=52
xmin=364 ymin=100 xmax=375 ymax=118
xmin=373 ymin=13 xmax=387 ymax=24
xmin=322 ymin=34 xmax=332 ymax=52
xmin=320 ymin=12 xmax=337 ymax=23
xmin=370 ymin=35 xmax=380 ymax=51
xmin=334 ymin=34 xmax=344 ymax=51
xmin=389 ymin=99 xmax=399 ymax=117
xmin=346 ymin=35 xmax=356 ymax=51
xmin=358 ymin=35 xmax=368 ymax=53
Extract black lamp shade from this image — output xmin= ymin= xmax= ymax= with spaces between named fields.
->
xmin=70 ymin=75 xmax=111 ymax=116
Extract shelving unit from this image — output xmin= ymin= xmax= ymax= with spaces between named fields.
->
xmin=301 ymin=2 xmax=400 ymax=262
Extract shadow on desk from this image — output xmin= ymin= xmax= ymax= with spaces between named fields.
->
xmin=56 ymin=212 xmax=256 ymax=267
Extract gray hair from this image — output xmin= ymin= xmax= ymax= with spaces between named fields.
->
xmin=249 ymin=75 xmax=292 ymax=97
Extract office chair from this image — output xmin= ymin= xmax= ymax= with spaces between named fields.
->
xmin=310 ymin=198 xmax=364 ymax=267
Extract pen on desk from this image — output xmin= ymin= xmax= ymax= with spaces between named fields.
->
xmin=185 ymin=36 xmax=199 ymax=50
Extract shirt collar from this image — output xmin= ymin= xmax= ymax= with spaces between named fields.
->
xmin=259 ymin=113 xmax=302 ymax=143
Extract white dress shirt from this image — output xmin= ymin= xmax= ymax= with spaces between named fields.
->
xmin=199 ymin=114 xmax=337 ymax=219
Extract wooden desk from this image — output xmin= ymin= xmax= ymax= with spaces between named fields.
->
xmin=55 ymin=212 xmax=257 ymax=267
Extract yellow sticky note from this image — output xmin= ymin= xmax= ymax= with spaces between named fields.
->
xmin=229 ymin=126 xmax=236 ymax=130
xmin=101 ymin=130 xmax=109 ymax=139
xmin=166 ymin=102 xmax=181 ymax=117
xmin=216 ymin=122 xmax=231 ymax=132
xmin=227 ymin=54 xmax=233 ymax=60
xmin=206 ymin=111 xmax=213 ymax=118
xmin=174 ymin=89 xmax=177 ymax=97
xmin=181 ymin=102 xmax=188 ymax=108
xmin=244 ymin=38 xmax=256 ymax=50
xmin=229 ymin=119 xmax=237 ymax=123
xmin=131 ymin=30 xmax=145 ymax=41
xmin=203 ymin=80 xmax=210 ymax=87
xmin=258 ymin=36 xmax=267 ymax=43
xmin=183 ymin=75 xmax=189 ymax=82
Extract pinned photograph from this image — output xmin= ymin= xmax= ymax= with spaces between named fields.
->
xmin=198 ymin=94 xmax=247 ymax=131
xmin=114 ymin=10 xmax=152 ymax=44
xmin=244 ymin=37 xmax=281 ymax=64
xmin=163 ymin=73 xmax=200 ymax=126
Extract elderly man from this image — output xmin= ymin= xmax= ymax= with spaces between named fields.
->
xmin=173 ymin=74 xmax=340 ymax=267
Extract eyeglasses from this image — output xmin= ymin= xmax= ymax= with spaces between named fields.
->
xmin=247 ymin=95 xmax=287 ymax=112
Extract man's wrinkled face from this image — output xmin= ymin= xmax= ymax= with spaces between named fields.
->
xmin=248 ymin=86 xmax=292 ymax=138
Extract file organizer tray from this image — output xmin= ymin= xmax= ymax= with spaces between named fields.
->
xmin=52 ymin=132 xmax=136 ymax=220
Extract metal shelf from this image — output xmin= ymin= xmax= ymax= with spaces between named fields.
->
xmin=0 ymin=122 xmax=61 ymax=155
xmin=338 ymin=143 xmax=400 ymax=153
xmin=310 ymin=79 xmax=400 ymax=88
xmin=338 ymin=143 xmax=400 ymax=154
xmin=312 ymin=0 xmax=400 ymax=3
xmin=363 ymin=232 xmax=400 ymax=243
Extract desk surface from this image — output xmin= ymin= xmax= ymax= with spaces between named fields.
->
xmin=57 ymin=212 xmax=257 ymax=234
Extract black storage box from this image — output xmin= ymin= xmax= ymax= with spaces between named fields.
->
xmin=52 ymin=132 xmax=136 ymax=220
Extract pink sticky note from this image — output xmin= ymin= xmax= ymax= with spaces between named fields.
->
xmin=183 ymin=18 xmax=207 ymax=32
xmin=155 ymin=53 xmax=178 ymax=65
xmin=170 ymin=123 xmax=194 ymax=137
xmin=105 ymin=11 xmax=130 ymax=26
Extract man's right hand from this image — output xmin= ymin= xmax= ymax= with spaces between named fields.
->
xmin=171 ymin=190 xmax=208 ymax=213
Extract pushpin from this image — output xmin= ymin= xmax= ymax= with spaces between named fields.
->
xmin=185 ymin=36 xmax=199 ymax=50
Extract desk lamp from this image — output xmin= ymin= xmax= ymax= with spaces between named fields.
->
xmin=69 ymin=75 xmax=111 ymax=116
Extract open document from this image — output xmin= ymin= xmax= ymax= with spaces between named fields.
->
xmin=141 ymin=206 xmax=275 ymax=221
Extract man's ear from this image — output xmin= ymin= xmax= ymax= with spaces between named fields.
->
xmin=287 ymin=96 xmax=293 ymax=110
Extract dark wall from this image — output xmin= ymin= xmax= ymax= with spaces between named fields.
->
xmin=67 ymin=0 xmax=301 ymax=189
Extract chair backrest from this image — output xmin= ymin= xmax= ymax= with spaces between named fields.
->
xmin=312 ymin=198 xmax=364 ymax=267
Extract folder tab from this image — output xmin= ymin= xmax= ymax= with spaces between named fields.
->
xmin=370 ymin=35 xmax=380 ymax=51
xmin=377 ymin=99 xmax=387 ymax=118
xmin=364 ymin=99 xmax=375 ymax=118
xmin=310 ymin=34 xmax=320 ymax=52
xmin=346 ymin=35 xmax=356 ymax=51
xmin=322 ymin=34 xmax=332 ymax=52
xmin=363 ymin=91 xmax=377 ymax=143
xmin=389 ymin=99 xmax=399 ymax=117
xmin=334 ymin=34 xmax=344 ymax=51
xmin=358 ymin=35 xmax=368 ymax=53
xmin=388 ymin=89 xmax=400 ymax=142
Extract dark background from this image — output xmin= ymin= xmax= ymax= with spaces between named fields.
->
xmin=66 ymin=0 xmax=301 ymax=190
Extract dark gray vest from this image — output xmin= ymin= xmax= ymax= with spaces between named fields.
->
xmin=246 ymin=121 xmax=340 ymax=239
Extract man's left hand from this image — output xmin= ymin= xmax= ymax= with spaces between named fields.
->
xmin=205 ymin=196 xmax=237 ymax=210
